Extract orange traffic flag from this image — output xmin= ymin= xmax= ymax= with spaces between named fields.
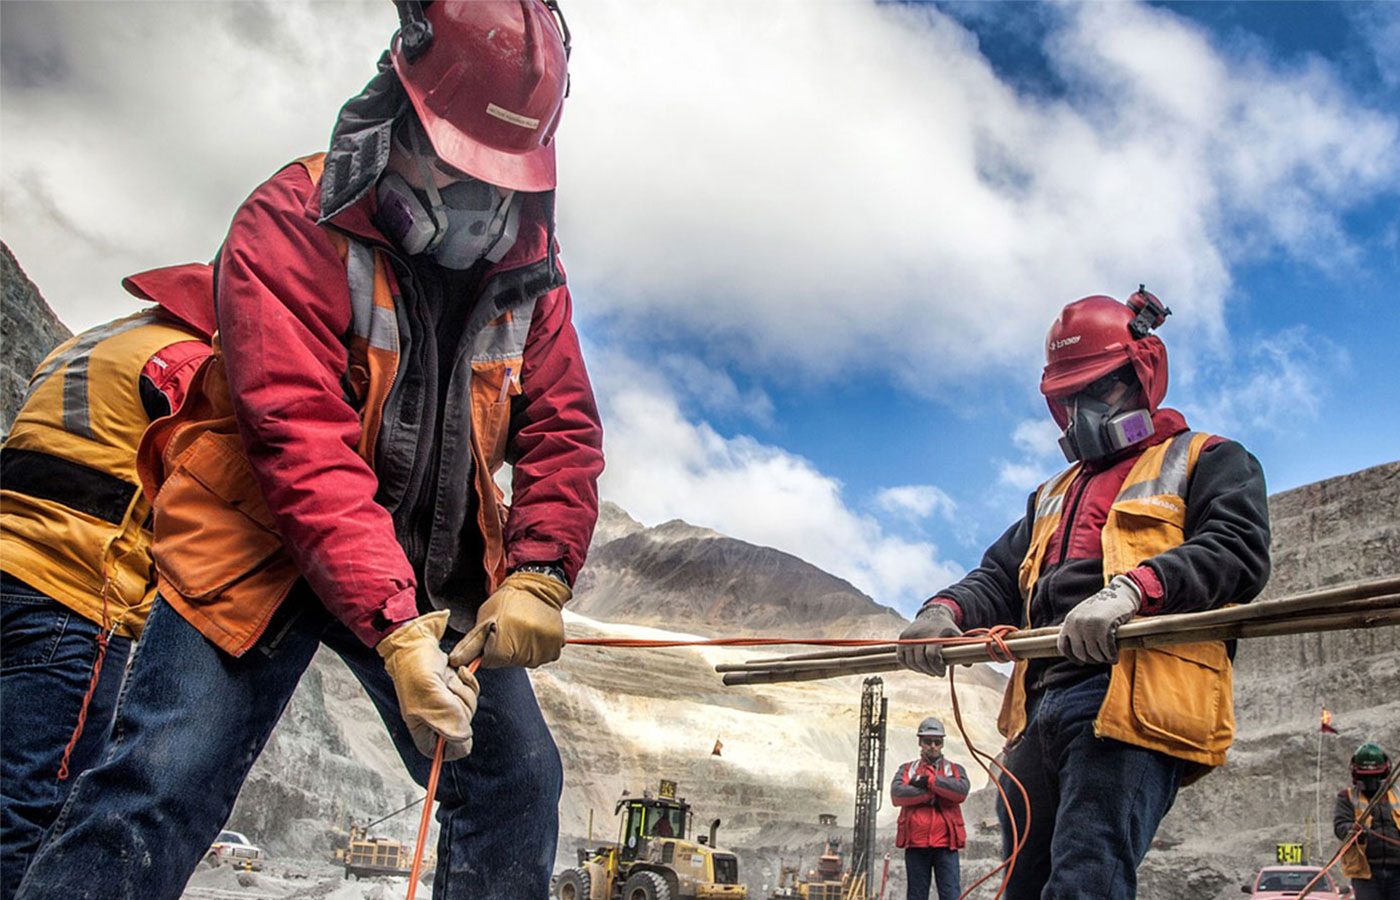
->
xmin=712 ymin=737 xmax=723 ymax=757
xmin=1320 ymin=708 xmax=1339 ymax=734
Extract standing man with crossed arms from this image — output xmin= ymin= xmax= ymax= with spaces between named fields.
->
xmin=891 ymin=717 xmax=969 ymax=900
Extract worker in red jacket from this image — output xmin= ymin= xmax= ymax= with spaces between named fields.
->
xmin=17 ymin=4 xmax=602 ymax=900
xmin=897 ymin=289 xmax=1270 ymax=899
xmin=891 ymin=717 xmax=970 ymax=900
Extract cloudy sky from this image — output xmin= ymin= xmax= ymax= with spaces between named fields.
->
xmin=3 ymin=1 xmax=1398 ymax=617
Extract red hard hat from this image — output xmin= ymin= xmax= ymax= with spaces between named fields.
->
xmin=1040 ymin=289 xmax=1171 ymax=427
xmin=392 ymin=1 xmax=568 ymax=192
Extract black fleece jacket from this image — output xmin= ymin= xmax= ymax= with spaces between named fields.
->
xmin=936 ymin=438 xmax=1271 ymax=694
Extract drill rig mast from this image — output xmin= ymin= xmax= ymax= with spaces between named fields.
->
xmin=850 ymin=676 xmax=887 ymax=896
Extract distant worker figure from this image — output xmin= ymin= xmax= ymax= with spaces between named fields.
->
xmin=891 ymin=717 xmax=969 ymax=900
xmin=896 ymin=289 xmax=1271 ymax=899
xmin=0 ymin=264 xmax=213 ymax=900
xmin=16 ymin=3 xmax=602 ymax=900
xmin=1336 ymin=743 xmax=1400 ymax=900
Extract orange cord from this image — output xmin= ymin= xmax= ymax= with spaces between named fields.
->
xmin=406 ymin=656 xmax=483 ymax=900
xmin=403 ymin=632 xmax=1032 ymax=894
xmin=56 ymin=570 xmax=118 ymax=781
xmin=568 ymin=628 xmax=1034 ymax=896
xmin=1297 ymin=766 xmax=1400 ymax=897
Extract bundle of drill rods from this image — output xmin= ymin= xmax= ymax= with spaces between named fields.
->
xmin=716 ymin=575 xmax=1400 ymax=686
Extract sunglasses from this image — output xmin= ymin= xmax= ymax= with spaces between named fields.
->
xmin=918 ymin=737 xmax=944 ymax=746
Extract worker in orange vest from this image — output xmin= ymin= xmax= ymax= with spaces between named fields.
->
xmin=1 ymin=264 xmax=213 ymax=900
xmin=1336 ymin=743 xmax=1400 ymax=899
xmin=897 ymin=290 xmax=1270 ymax=898
xmin=891 ymin=717 xmax=969 ymax=900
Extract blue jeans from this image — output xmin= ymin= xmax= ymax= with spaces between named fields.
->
xmin=15 ymin=588 xmax=562 ymax=900
xmin=995 ymin=673 xmax=1184 ymax=900
xmin=1354 ymin=867 xmax=1400 ymax=900
xmin=904 ymin=846 xmax=961 ymax=900
xmin=1 ymin=574 xmax=132 ymax=900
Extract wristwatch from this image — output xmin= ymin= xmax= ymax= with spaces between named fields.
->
xmin=511 ymin=561 xmax=568 ymax=585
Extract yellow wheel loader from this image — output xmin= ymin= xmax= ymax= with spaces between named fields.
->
xmin=556 ymin=781 xmax=747 ymax=900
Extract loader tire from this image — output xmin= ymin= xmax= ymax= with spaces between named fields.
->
xmin=556 ymin=868 xmax=591 ymax=900
xmin=622 ymin=870 xmax=671 ymax=900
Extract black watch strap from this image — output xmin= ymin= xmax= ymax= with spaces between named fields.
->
xmin=511 ymin=562 xmax=568 ymax=585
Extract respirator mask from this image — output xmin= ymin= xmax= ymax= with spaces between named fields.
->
xmin=375 ymin=125 xmax=521 ymax=270
xmin=1358 ymin=774 xmax=1385 ymax=796
xmin=1057 ymin=369 xmax=1154 ymax=464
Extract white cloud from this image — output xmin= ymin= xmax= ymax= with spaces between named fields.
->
xmin=3 ymin=0 xmax=1394 ymax=377
xmin=557 ymin=0 xmax=1399 ymax=386
xmin=655 ymin=353 xmax=774 ymax=426
xmin=1011 ymin=417 xmax=1063 ymax=457
xmin=591 ymin=354 xmax=963 ymax=614
xmin=1182 ymin=326 xmax=1344 ymax=435
xmin=875 ymin=485 xmax=957 ymax=522
xmin=996 ymin=416 xmax=1063 ymax=493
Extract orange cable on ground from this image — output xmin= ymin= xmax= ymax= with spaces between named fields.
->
xmin=406 ymin=656 xmax=483 ymax=900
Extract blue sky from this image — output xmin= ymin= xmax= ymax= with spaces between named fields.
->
xmin=3 ymin=1 xmax=1397 ymax=617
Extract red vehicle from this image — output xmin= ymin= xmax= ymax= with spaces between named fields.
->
xmin=1242 ymin=866 xmax=1347 ymax=899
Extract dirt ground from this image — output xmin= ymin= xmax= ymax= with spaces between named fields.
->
xmin=180 ymin=858 xmax=424 ymax=900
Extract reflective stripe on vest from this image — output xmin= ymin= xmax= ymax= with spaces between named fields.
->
xmin=2 ymin=310 xmax=201 ymax=636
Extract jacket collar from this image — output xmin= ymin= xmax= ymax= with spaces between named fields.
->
xmin=121 ymin=263 xmax=216 ymax=339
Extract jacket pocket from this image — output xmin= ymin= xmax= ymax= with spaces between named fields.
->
xmin=470 ymin=359 xmax=520 ymax=472
xmin=1128 ymin=641 xmax=1233 ymax=752
xmin=152 ymin=431 xmax=286 ymax=601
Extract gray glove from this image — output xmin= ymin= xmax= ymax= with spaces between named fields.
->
xmin=897 ymin=603 xmax=962 ymax=677
xmin=1056 ymin=574 xmax=1143 ymax=665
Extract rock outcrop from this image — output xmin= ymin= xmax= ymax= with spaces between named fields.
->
xmin=574 ymin=504 xmax=910 ymax=639
xmin=1 ymin=242 xmax=71 ymax=435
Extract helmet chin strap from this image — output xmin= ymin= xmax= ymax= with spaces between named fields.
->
xmin=405 ymin=125 xmax=450 ymax=253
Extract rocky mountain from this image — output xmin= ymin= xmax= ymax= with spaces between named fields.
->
xmin=574 ymin=501 xmax=910 ymax=639
xmin=0 ymin=242 xmax=71 ymax=435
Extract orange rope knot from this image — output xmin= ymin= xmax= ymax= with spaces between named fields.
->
xmin=963 ymin=624 xmax=1019 ymax=664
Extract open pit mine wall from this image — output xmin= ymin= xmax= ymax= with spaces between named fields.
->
xmin=952 ymin=460 xmax=1400 ymax=900
xmin=4 ymin=248 xmax=1396 ymax=897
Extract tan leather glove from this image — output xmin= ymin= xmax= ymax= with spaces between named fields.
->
xmin=449 ymin=571 xmax=570 ymax=670
xmin=377 ymin=610 xmax=479 ymax=760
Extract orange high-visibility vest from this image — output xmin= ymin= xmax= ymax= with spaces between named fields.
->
xmin=1341 ymin=787 xmax=1400 ymax=880
xmin=996 ymin=432 xmax=1236 ymax=773
xmin=2 ymin=311 xmax=202 ymax=636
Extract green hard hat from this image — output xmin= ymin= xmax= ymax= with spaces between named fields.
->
xmin=1352 ymin=742 xmax=1390 ymax=775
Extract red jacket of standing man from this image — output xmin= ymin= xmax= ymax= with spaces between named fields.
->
xmin=892 ymin=717 xmax=969 ymax=900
